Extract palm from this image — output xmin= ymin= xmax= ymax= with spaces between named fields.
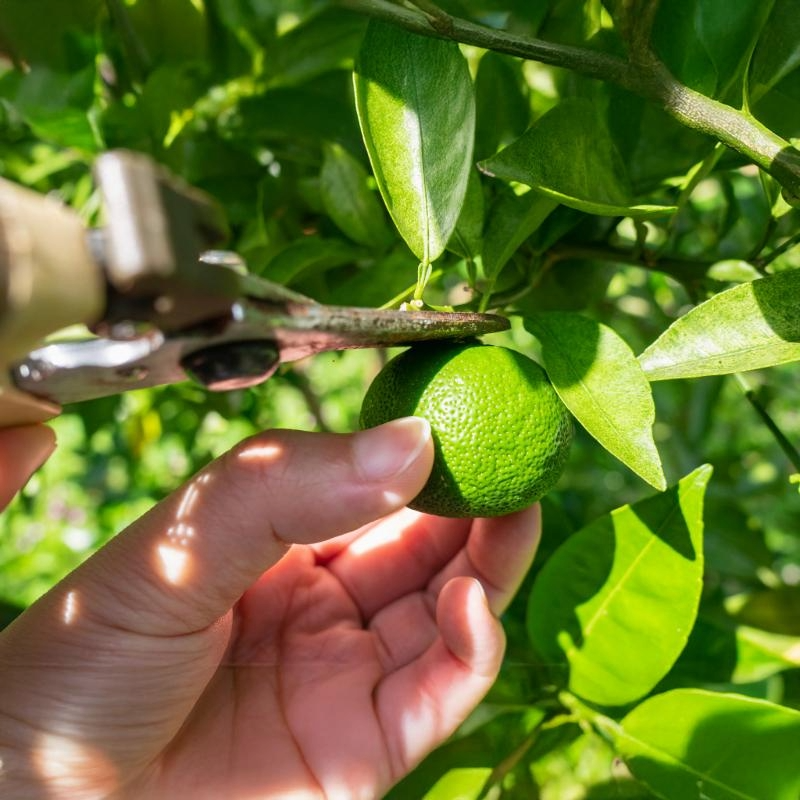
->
xmin=140 ymin=509 xmax=537 ymax=799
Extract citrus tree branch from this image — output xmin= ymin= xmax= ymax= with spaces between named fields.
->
xmin=340 ymin=0 xmax=638 ymax=88
xmin=339 ymin=0 xmax=800 ymax=203
xmin=735 ymin=375 xmax=800 ymax=473
xmin=547 ymin=242 xmax=714 ymax=285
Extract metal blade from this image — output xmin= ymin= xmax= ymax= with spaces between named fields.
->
xmin=12 ymin=300 xmax=509 ymax=405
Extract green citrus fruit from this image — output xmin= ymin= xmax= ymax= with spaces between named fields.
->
xmin=360 ymin=340 xmax=572 ymax=518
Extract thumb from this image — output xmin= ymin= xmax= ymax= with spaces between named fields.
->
xmin=0 ymin=425 xmax=56 ymax=511
xmin=67 ymin=418 xmax=433 ymax=635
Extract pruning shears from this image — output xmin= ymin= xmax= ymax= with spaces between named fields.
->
xmin=0 ymin=150 xmax=508 ymax=428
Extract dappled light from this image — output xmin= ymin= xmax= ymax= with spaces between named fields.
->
xmin=153 ymin=472 xmax=212 ymax=586
xmin=61 ymin=590 xmax=79 ymax=626
xmin=348 ymin=511 xmax=419 ymax=557
xmin=33 ymin=732 xmax=118 ymax=796
xmin=156 ymin=544 xmax=191 ymax=585
xmin=236 ymin=442 xmax=286 ymax=463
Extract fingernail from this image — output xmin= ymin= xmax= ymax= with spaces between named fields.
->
xmin=353 ymin=417 xmax=431 ymax=481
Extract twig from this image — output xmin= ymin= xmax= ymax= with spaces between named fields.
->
xmin=339 ymin=0 xmax=800 ymax=202
xmin=286 ymin=367 xmax=332 ymax=433
xmin=547 ymin=242 xmax=714 ymax=288
xmin=404 ymin=0 xmax=454 ymax=36
xmin=616 ymin=0 xmax=662 ymax=66
xmin=754 ymin=230 xmax=800 ymax=269
xmin=341 ymin=0 xmax=638 ymax=89
xmin=735 ymin=375 xmax=800 ymax=473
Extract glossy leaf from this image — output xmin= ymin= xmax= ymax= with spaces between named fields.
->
xmin=639 ymin=270 xmax=800 ymax=380
xmin=651 ymin=0 xmax=773 ymax=99
xmin=605 ymin=88 xmax=715 ymax=194
xmin=423 ymin=769 xmax=491 ymax=800
xmin=733 ymin=625 xmax=800 ymax=683
xmin=750 ymin=0 xmax=800 ymax=100
xmin=353 ymin=21 xmax=475 ymax=265
xmin=261 ymin=237 xmax=362 ymax=285
xmin=615 ymin=689 xmax=800 ymax=800
xmin=447 ymin=169 xmax=484 ymax=262
xmin=320 ymin=142 xmax=393 ymax=249
xmin=527 ymin=466 xmax=711 ymax=706
xmin=479 ymin=99 xmax=674 ymax=219
xmin=482 ymin=189 xmax=557 ymax=280
xmin=474 ymin=51 xmax=529 ymax=160
xmin=525 ymin=313 xmax=665 ymax=490
xmin=325 ymin=245 xmax=418 ymax=308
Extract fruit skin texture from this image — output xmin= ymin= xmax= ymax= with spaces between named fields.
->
xmin=360 ymin=341 xmax=573 ymax=518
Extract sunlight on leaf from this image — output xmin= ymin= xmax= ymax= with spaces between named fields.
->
xmin=528 ymin=466 xmax=711 ymax=706
xmin=353 ymin=21 xmax=475 ymax=266
xmin=615 ymin=689 xmax=800 ymax=800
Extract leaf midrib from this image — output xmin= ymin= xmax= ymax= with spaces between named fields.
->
xmin=620 ymin=731 xmax=761 ymax=800
xmin=540 ymin=318 xmax=660 ymax=483
xmin=568 ymin=479 xmax=694 ymax=651
xmin=405 ymin=34 xmax=431 ymax=266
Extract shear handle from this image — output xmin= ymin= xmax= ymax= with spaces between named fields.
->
xmin=0 ymin=178 xmax=105 ymax=427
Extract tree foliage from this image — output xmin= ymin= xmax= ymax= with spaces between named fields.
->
xmin=1 ymin=1 xmax=800 ymax=797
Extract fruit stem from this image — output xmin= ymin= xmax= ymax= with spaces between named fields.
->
xmin=734 ymin=374 xmax=800 ymax=473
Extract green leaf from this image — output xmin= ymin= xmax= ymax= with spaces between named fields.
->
xmin=383 ymin=708 xmax=536 ymax=800
xmin=605 ymin=88 xmax=715 ymax=194
xmin=749 ymin=0 xmax=800 ymax=101
xmin=235 ymin=86 xmax=363 ymax=155
xmin=325 ymin=245 xmax=418 ymax=308
xmin=537 ymin=0 xmax=608 ymax=47
xmin=482 ymin=189 xmax=557 ymax=281
xmin=320 ymin=142 xmax=393 ymax=250
xmin=1 ymin=65 xmax=98 ymax=152
xmin=274 ymin=10 xmax=366 ymax=87
xmin=527 ymin=466 xmax=711 ymax=706
xmin=524 ymin=313 xmax=665 ymax=490
xmin=474 ymin=51 xmax=529 ymax=160
xmin=727 ymin=585 xmax=800 ymax=636
xmin=0 ymin=0 xmax=100 ymax=69
xmin=447 ymin=168 xmax=484 ymax=262
xmin=353 ymin=21 xmax=475 ymax=265
xmin=638 ymin=269 xmax=800 ymax=380
xmin=733 ymin=626 xmax=800 ymax=683
xmin=615 ymin=689 xmax=800 ymax=800
xmin=479 ymin=99 xmax=675 ymax=219
xmin=260 ymin=236 xmax=362 ymax=286
xmin=651 ymin=0 xmax=774 ymax=99
xmin=423 ymin=769 xmax=491 ymax=800
xmin=123 ymin=0 xmax=208 ymax=67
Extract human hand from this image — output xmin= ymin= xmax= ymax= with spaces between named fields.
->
xmin=0 ymin=418 xmax=540 ymax=800
xmin=0 ymin=424 xmax=57 ymax=509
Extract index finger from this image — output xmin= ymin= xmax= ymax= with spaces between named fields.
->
xmin=0 ymin=424 xmax=56 ymax=511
